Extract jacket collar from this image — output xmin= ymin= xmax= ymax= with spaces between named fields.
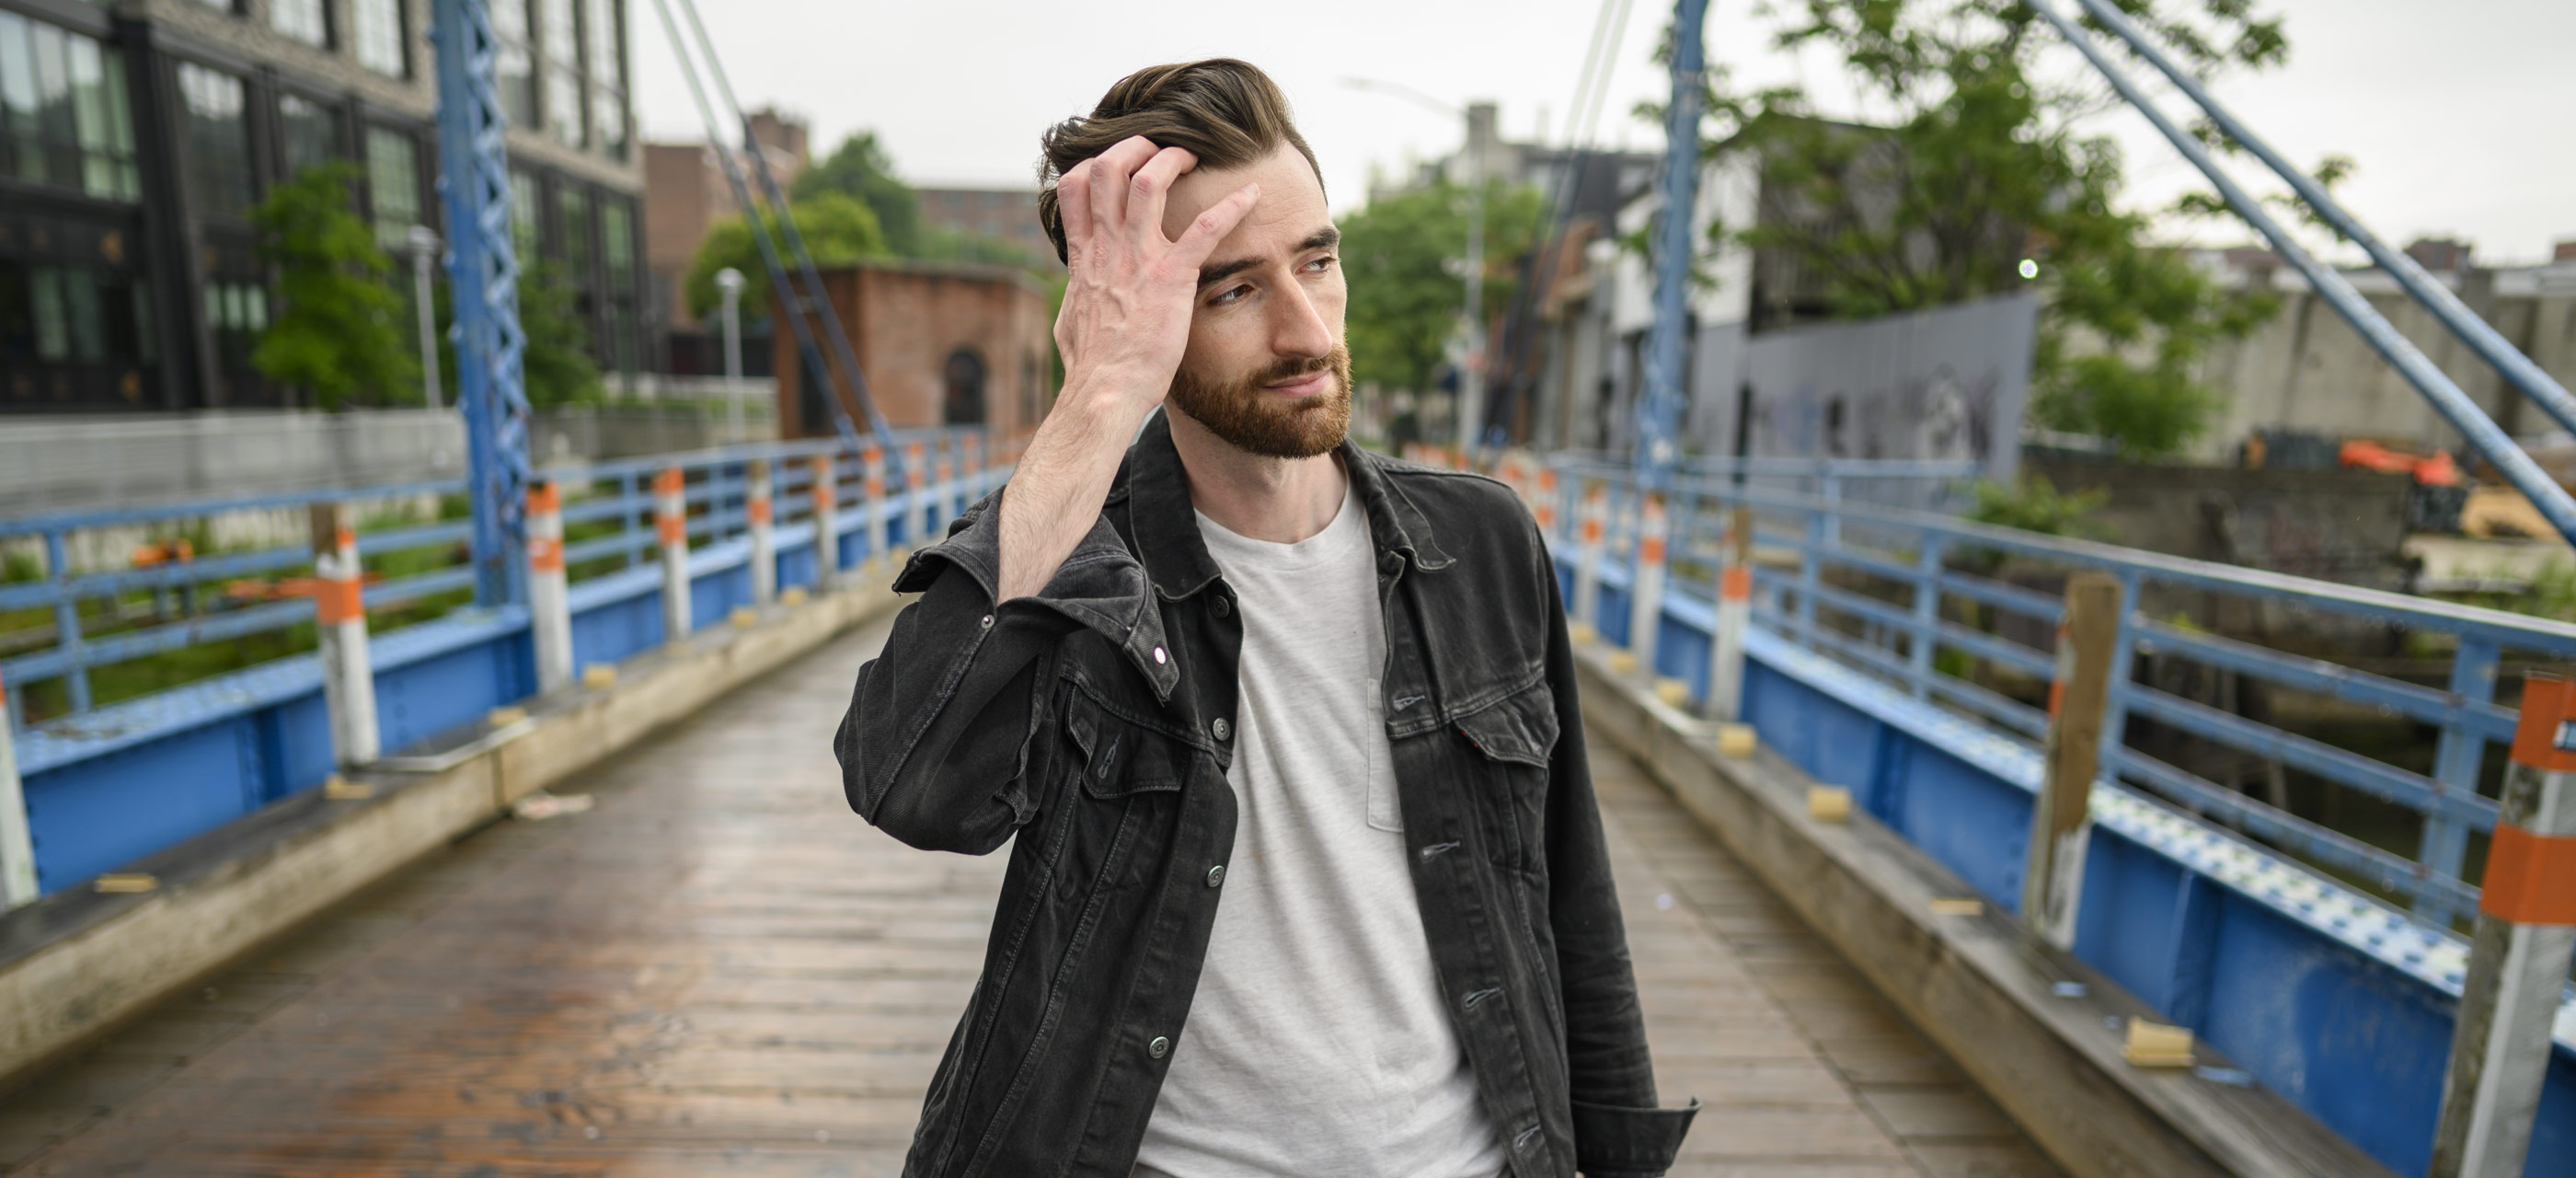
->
xmin=1123 ymin=411 xmax=1454 ymax=602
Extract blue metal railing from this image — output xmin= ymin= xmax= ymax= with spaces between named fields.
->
xmin=1547 ymin=455 xmax=2576 ymax=928
xmin=0 ymin=429 xmax=993 ymax=733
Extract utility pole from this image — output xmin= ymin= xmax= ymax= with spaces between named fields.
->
xmin=1633 ymin=0 xmax=1709 ymax=492
xmin=717 ymin=267 xmax=745 ymax=442
xmin=407 ymin=225 xmax=443 ymax=410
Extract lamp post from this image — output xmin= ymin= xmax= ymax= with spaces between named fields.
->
xmin=406 ymin=225 xmax=443 ymax=410
xmin=715 ymin=267 xmax=745 ymax=442
xmin=1344 ymin=78 xmax=1488 ymax=453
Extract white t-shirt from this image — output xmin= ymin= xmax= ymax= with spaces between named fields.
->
xmin=1132 ymin=478 xmax=1503 ymax=1178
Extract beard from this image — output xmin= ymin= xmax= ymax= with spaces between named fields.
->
xmin=1166 ymin=345 xmax=1352 ymax=460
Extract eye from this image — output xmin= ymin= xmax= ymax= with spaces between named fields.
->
xmin=1304 ymin=255 xmax=1338 ymax=274
xmin=1208 ymin=283 xmax=1252 ymax=306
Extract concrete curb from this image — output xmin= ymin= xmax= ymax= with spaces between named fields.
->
xmin=0 ymin=569 xmax=906 ymax=1092
xmin=1570 ymin=640 xmax=2391 ymax=1178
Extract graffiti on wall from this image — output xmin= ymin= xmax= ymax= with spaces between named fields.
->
xmin=1731 ymin=291 xmax=2038 ymax=481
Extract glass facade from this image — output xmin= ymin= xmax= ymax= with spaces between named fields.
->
xmin=278 ymin=93 xmax=339 ymax=175
xmin=600 ymin=197 xmax=635 ymax=373
xmin=539 ymin=0 xmax=581 ymax=148
xmin=0 ymin=14 xmax=139 ymax=201
xmin=492 ymin=0 xmax=536 ymax=130
xmin=270 ymin=0 xmax=328 ymax=48
xmin=364 ymin=125 xmax=420 ymax=247
xmin=351 ymin=0 xmax=405 ymax=77
xmin=584 ymin=0 xmax=624 ymax=161
xmin=177 ymin=62 xmax=251 ymax=218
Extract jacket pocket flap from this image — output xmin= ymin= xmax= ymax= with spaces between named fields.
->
xmin=1454 ymin=682 xmax=1561 ymax=768
xmin=1065 ymin=690 xmax=1188 ymax=798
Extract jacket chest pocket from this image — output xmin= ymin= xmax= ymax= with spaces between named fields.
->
xmin=1452 ymin=680 xmax=1560 ymax=872
xmin=1058 ymin=687 xmax=1190 ymax=891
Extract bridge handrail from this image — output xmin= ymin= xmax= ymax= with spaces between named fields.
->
xmin=1548 ymin=454 xmax=2566 ymax=924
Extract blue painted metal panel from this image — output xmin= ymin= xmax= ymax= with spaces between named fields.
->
xmin=2072 ymin=827 xmax=2190 ymax=1012
xmin=25 ymin=720 xmax=259 ymax=893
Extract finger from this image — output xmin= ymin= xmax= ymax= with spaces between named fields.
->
xmin=1087 ymin=136 xmax=1161 ymax=237
xmin=1057 ymin=160 xmax=1095 ymax=267
xmin=1126 ymin=145 xmax=1199 ymax=237
xmin=1169 ymin=181 xmax=1261 ymax=266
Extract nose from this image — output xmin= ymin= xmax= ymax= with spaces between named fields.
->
xmin=1271 ymin=279 xmax=1335 ymax=363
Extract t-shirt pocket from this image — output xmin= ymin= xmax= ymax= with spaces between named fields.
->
xmin=1364 ymin=680 xmax=1402 ymax=833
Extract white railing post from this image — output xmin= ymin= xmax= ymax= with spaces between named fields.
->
xmin=0 ymin=670 xmax=34 ymax=907
xmin=1533 ymin=467 xmax=1558 ymax=544
xmin=2431 ymin=670 xmax=2576 ymax=1178
xmin=747 ymin=457 xmax=776 ymax=605
xmin=811 ymin=454 xmax=839 ymax=589
xmin=937 ymin=440 xmax=958 ymax=525
xmin=862 ymin=444 xmax=889 ymax=568
xmin=526 ymin=480 xmax=573 ymax=693
xmin=656 ymin=466 xmax=692 ymax=643
xmin=1711 ymin=504 xmax=1754 ymax=721
xmin=310 ymin=502 xmax=378 ymax=768
xmin=2024 ymin=572 xmax=2122 ymax=949
xmin=1627 ymin=492 xmax=1669 ymax=671
xmin=904 ymin=440 xmax=926 ymax=553
xmin=1571 ymin=482 xmax=1606 ymax=641
xmin=964 ymin=433 xmax=985 ymax=502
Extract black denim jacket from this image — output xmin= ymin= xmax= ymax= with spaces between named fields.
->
xmin=835 ymin=415 xmax=1696 ymax=1177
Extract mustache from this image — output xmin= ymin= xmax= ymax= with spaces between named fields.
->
xmin=1251 ymin=354 xmax=1340 ymax=386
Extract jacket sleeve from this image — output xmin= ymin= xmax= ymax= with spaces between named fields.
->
xmin=1532 ymin=524 xmax=1700 ymax=1177
xmin=834 ymin=487 xmax=1163 ymax=855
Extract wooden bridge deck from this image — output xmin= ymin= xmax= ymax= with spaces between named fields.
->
xmin=2 ymin=618 xmax=2058 ymax=1177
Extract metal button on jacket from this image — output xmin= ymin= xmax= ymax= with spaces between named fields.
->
xmin=1211 ymin=718 xmax=1232 ymax=742
xmin=1147 ymin=1035 xmax=1171 ymax=1059
xmin=1205 ymin=863 xmax=1225 ymax=887
xmin=1212 ymin=595 xmax=1232 ymax=618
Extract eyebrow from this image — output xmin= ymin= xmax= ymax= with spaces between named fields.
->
xmin=1197 ymin=226 xmax=1341 ymax=288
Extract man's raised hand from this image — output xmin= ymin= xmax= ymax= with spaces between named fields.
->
xmin=1051 ymin=136 xmax=1260 ymax=411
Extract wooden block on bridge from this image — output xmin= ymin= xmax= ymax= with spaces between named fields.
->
xmin=729 ymin=606 xmax=759 ymax=629
xmin=581 ymin=664 xmax=617 ymax=689
xmin=1606 ymin=651 xmax=1639 ymax=675
xmin=486 ymin=705 xmax=528 ymax=728
xmin=1807 ymin=786 xmax=1852 ymax=823
xmin=1715 ymin=723 xmax=1757 ymax=758
xmin=2124 ymin=1019 xmax=2196 ymax=1068
xmin=323 ymin=775 xmax=373 ymax=801
xmin=1652 ymin=677 xmax=1692 ymax=708
xmin=780 ymin=585 xmax=808 ymax=606
xmin=94 ymin=872 xmax=157 ymax=894
xmin=1570 ymin=622 xmax=1597 ymax=646
xmin=1928 ymin=896 xmax=1984 ymax=916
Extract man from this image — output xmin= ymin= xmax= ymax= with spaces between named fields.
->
xmin=835 ymin=59 xmax=1696 ymax=1178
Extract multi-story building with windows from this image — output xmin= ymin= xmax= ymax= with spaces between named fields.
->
xmin=0 ymin=0 xmax=645 ymax=413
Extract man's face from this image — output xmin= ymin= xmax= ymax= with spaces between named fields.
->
xmin=1157 ymin=142 xmax=1350 ymax=459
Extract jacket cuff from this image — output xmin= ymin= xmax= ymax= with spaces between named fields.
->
xmin=894 ymin=488 xmax=1179 ymax=700
xmin=1572 ymin=1096 xmax=1699 ymax=1176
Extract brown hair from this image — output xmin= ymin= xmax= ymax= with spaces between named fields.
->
xmin=1036 ymin=59 xmax=1322 ymax=264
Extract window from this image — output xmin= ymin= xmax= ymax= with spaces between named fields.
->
xmin=278 ymin=93 xmax=339 ymax=175
xmin=943 ymin=348 xmax=987 ymax=424
xmin=0 ymin=257 xmax=156 ymax=407
xmin=364 ymin=126 xmax=420 ymax=248
xmin=584 ymin=0 xmax=624 ymax=160
xmin=270 ymin=0 xmax=328 ymax=48
xmin=508 ymin=167 xmax=541 ymax=253
xmin=492 ymin=0 xmax=535 ymax=129
xmin=177 ymin=62 xmax=252 ymax=217
xmin=539 ymin=0 xmax=581 ymax=147
xmin=600 ymin=198 xmax=632 ymax=288
xmin=351 ymin=0 xmax=406 ymax=77
xmin=0 ymin=13 xmax=138 ymax=201
xmin=556 ymin=185 xmax=591 ymax=274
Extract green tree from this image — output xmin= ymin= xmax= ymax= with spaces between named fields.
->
xmin=518 ymin=259 xmax=603 ymax=407
xmin=1685 ymin=0 xmax=2295 ymax=459
xmin=247 ymin=163 xmax=415 ymax=410
xmin=1339 ymin=179 xmax=1548 ymax=396
xmin=792 ymin=131 xmax=923 ymax=256
xmin=684 ymin=191 xmax=889 ymax=321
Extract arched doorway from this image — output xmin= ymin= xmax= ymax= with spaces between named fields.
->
xmin=943 ymin=347 xmax=987 ymax=425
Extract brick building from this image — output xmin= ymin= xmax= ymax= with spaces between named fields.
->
xmin=640 ymin=107 xmax=805 ymax=332
xmin=774 ymin=260 xmax=1053 ymax=443
xmin=914 ymin=185 xmax=1060 ymax=271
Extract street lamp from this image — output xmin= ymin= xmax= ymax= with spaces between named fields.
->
xmin=405 ymin=225 xmax=443 ymax=410
xmin=715 ymin=267 xmax=746 ymax=442
xmin=1344 ymin=77 xmax=1488 ymax=454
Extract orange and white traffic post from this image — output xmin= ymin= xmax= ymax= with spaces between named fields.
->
xmin=655 ymin=467 xmax=692 ymax=643
xmin=1627 ymin=494 xmax=1671 ymax=670
xmin=936 ymin=441 xmax=959 ymax=522
xmin=746 ymin=457 xmax=776 ymax=605
xmin=1533 ymin=467 xmax=1559 ymax=544
xmin=309 ymin=502 xmax=378 ymax=768
xmin=2431 ymin=671 xmax=2576 ymax=1178
xmin=1709 ymin=505 xmax=1754 ymax=721
xmin=1570 ymin=482 xmax=1608 ymax=641
xmin=963 ymin=433 xmax=985 ymax=504
xmin=904 ymin=440 xmax=927 ymax=552
xmin=526 ymin=480 xmax=573 ymax=693
xmin=861 ymin=445 xmax=889 ymax=568
xmin=0 ymin=668 xmax=32 ymax=907
xmin=810 ymin=454 xmax=840 ymax=589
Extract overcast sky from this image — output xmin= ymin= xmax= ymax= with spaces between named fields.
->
xmin=634 ymin=0 xmax=2575 ymax=265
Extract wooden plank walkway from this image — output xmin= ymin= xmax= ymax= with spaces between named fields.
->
xmin=1 ymin=618 xmax=2059 ymax=1177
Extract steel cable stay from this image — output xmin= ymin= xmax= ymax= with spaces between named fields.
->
xmin=2066 ymin=0 xmax=2576 ymax=442
xmin=2021 ymin=0 xmax=2576 ymax=549
xmin=644 ymin=0 xmax=883 ymax=468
